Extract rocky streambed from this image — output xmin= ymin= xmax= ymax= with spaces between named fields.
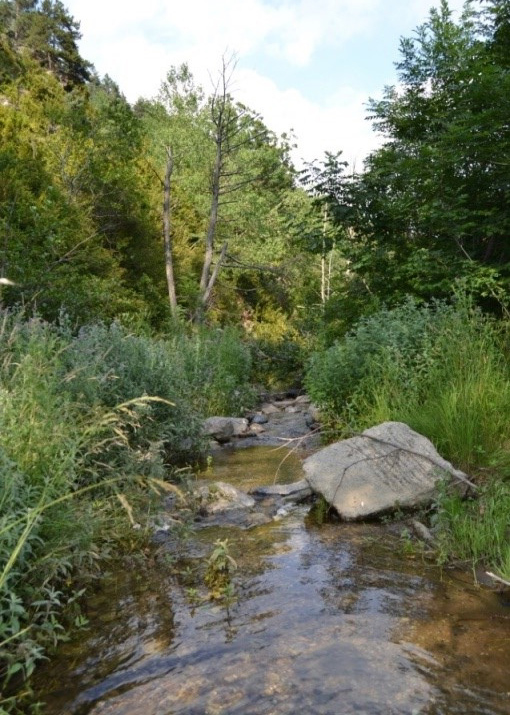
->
xmin=32 ymin=396 xmax=510 ymax=715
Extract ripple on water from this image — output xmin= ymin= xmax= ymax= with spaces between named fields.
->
xmin=33 ymin=448 xmax=510 ymax=715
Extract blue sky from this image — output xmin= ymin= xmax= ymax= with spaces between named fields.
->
xmin=64 ymin=0 xmax=467 ymax=167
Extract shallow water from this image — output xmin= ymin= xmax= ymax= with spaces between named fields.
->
xmin=34 ymin=447 xmax=510 ymax=715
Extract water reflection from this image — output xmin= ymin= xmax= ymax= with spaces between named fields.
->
xmin=33 ymin=449 xmax=510 ymax=715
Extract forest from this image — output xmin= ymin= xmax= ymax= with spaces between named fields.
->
xmin=0 ymin=0 xmax=509 ymax=711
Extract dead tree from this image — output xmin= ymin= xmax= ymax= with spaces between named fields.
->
xmin=163 ymin=146 xmax=178 ymax=319
xmin=195 ymin=55 xmax=237 ymax=322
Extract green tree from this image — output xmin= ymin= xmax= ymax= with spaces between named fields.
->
xmin=139 ymin=60 xmax=297 ymax=324
xmin=317 ymin=1 xmax=510 ymax=312
xmin=0 ymin=0 xmax=91 ymax=88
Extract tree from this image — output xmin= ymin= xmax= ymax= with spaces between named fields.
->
xmin=316 ymin=0 xmax=510 ymax=312
xmin=0 ymin=0 xmax=91 ymax=88
xmin=140 ymin=59 xmax=296 ymax=324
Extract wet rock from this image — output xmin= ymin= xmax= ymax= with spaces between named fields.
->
xmin=303 ymin=422 xmax=471 ymax=520
xmin=306 ymin=404 xmax=321 ymax=423
xmin=273 ymin=399 xmax=297 ymax=409
xmin=295 ymin=394 xmax=312 ymax=405
xmin=203 ymin=417 xmax=249 ymax=443
xmin=251 ymin=479 xmax=312 ymax=503
xmin=411 ymin=519 xmax=435 ymax=545
xmin=261 ymin=403 xmax=281 ymax=415
xmin=249 ymin=423 xmax=266 ymax=435
xmin=230 ymin=418 xmax=250 ymax=437
xmin=245 ymin=512 xmax=273 ymax=527
xmin=194 ymin=481 xmax=255 ymax=514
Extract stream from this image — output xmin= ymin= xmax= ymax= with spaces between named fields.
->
xmin=33 ymin=444 xmax=510 ymax=715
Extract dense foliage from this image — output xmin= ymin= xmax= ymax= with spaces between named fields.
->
xmin=310 ymin=0 xmax=510 ymax=321
xmin=0 ymin=2 xmax=325 ymax=332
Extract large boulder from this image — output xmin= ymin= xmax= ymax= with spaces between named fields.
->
xmin=303 ymin=422 xmax=470 ymax=520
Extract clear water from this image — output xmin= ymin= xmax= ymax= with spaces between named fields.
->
xmin=33 ymin=447 xmax=510 ymax=715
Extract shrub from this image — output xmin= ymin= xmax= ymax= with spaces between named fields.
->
xmin=305 ymin=297 xmax=452 ymax=416
xmin=305 ymin=296 xmax=510 ymax=476
xmin=0 ymin=311 xmax=255 ymax=711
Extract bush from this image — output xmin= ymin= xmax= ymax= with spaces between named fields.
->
xmin=0 ymin=311 xmax=255 ymax=711
xmin=305 ymin=296 xmax=510 ymax=476
xmin=305 ymin=297 xmax=452 ymax=416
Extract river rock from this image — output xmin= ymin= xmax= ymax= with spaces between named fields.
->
xmin=295 ymin=394 xmax=312 ymax=405
xmin=194 ymin=481 xmax=255 ymax=514
xmin=191 ymin=481 xmax=274 ymax=529
xmin=261 ymin=403 xmax=281 ymax=415
xmin=303 ymin=421 xmax=469 ymax=520
xmin=306 ymin=404 xmax=321 ymax=423
xmin=251 ymin=413 xmax=269 ymax=424
xmin=203 ymin=416 xmax=249 ymax=443
xmin=250 ymin=479 xmax=312 ymax=503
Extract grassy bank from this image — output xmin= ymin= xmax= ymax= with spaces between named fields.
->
xmin=0 ymin=311 xmax=255 ymax=713
xmin=305 ymin=296 xmax=510 ymax=581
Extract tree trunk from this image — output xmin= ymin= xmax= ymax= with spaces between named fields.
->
xmin=199 ymin=135 xmax=222 ymax=301
xmin=163 ymin=146 xmax=178 ymax=319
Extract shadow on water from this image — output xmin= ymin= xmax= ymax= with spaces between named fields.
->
xmin=33 ymin=447 xmax=510 ymax=715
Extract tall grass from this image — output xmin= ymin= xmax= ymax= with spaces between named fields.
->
xmin=305 ymin=295 xmax=510 ymax=578
xmin=433 ymin=480 xmax=510 ymax=581
xmin=349 ymin=301 xmax=510 ymax=477
xmin=306 ymin=296 xmax=510 ymax=476
xmin=0 ymin=310 xmax=255 ymax=712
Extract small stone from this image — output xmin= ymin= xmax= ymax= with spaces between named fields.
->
xmin=295 ymin=395 xmax=312 ymax=404
xmin=261 ymin=403 xmax=281 ymax=415
xmin=252 ymin=413 xmax=269 ymax=424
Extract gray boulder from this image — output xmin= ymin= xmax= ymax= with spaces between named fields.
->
xmin=194 ymin=481 xmax=255 ymax=514
xmin=303 ymin=421 xmax=471 ymax=520
xmin=203 ymin=416 xmax=249 ymax=443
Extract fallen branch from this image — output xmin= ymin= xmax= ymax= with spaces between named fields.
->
xmin=485 ymin=571 xmax=510 ymax=588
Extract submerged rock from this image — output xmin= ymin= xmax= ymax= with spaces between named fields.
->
xmin=250 ymin=479 xmax=312 ymax=503
xmin=194 ymin=481 xmax=255 ymax=514
xmin=303 ymin=421 xmax=471 ymax=520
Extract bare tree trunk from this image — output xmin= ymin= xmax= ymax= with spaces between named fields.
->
xmin=201 ymin=241 xmax=228 ymax=310
xmin=199 ymin=136 xmax=222 ymax=299
xmin=320 ymin=205 xmax=328 ymax=307
xmin=327 ymin=249 xmax=333 ymax=301
xmin=163 ymin=146 xmax=178 ymax=319
xmin=321 ymin=253 xmax=326 ymax=305
xmin=195 ymin=54 xmax=236 ymax=323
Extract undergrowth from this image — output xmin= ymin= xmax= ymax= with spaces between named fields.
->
xmin=0 ymin=310 xmax=254 ymax=713
xmin=305 ymin=293 xmax=510 ymax=579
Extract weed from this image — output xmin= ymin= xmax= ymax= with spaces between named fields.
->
xmin=204 ymin=539 xmax=237 ymax=601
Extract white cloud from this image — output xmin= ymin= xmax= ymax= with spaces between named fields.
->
xmin=64 ymin=0 xmax=473 ymax=165
xmin=69 ymin=0 xmax=379 ymax=71
xmin=236 ymin=69 xmax=381 ymax=167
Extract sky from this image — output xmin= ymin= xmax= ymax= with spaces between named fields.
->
xmin=64 ymin=0 xmax=467 ymax=168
